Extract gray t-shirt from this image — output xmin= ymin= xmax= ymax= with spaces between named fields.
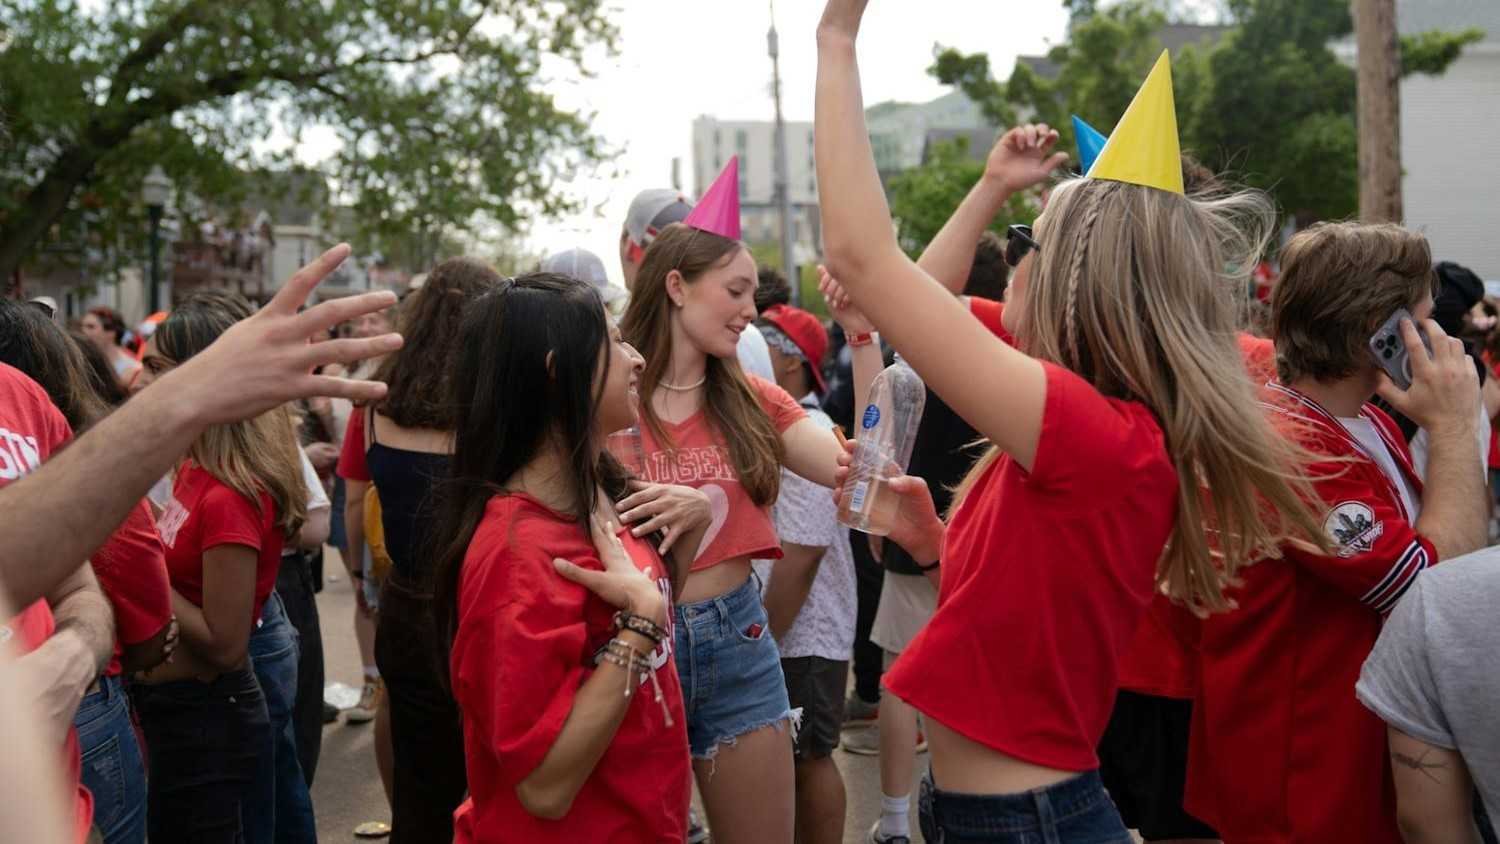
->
xmin=1357 ymin=548 xmax=1500 ymax=817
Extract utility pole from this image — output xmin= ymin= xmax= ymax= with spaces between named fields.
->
xmin=1355 ymin=0 xmax=1403 ymax=223
xmin=768 ymin=0 xmax=798 ymax=304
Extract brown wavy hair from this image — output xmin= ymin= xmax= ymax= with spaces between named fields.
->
xmin=621 ymin=224 xmax=783 ymax=507
xmin=373 ymin=257 xmax=503 ymax=429
xmin=155 ymin=291 xmax=307 ymax=540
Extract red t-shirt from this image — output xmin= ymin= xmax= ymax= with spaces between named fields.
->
xmin=967 ymin=295 xmax=1014 ymax=345
xmin=336 ymin=408 xmax=372 ymax=483
xmin=1185 ymin=383 xmax=1429 ymax=844
xmin=90 ymin=500 xmax=172 ymax=676
xmin=450 ymin=493 xmax=690 ymax=843
xmin=1486 ymin=357 xmax=1500 ymax=470
xmin=635 ymin=375 xmax=805 ymax=570
xmin=156 ymin=463 xmax=283 ymax=624
xmin=883 ymin=358 xmax=1179 ymax=771
xmin=1115 ymin=332 xmax=1278 ymax=700
xmin=0 ymin=363 xmax=92 ymax=843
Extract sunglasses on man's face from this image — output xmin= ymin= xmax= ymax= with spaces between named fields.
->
xmin=1005 ymin=224 xmax=1040 ymax=268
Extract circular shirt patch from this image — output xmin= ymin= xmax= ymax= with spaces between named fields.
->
xmin=1325 ymin=500 xmax=1383 ymax=558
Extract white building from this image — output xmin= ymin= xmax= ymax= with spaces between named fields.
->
xmin=1392 ymin=0 xmax=1500 ymax=282
xmin=1333 ymin=1 xmax=1499 ymax=281
xmin=690 ymin=91 xmax=993 ymax=260
xmin=691 ymin=116 xmax=820 ymax=259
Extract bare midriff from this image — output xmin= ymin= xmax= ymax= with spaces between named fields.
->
xmin=926 ymin=716 xmax=1077 ymax=794
xmin=678 ymin=555 xmax=754 ymax=604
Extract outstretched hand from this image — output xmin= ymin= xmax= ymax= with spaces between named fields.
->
xmin=985 ymin=123 xmax=1070 ymax=195
xmin=156 ymin=243 xmax=403 ymax=426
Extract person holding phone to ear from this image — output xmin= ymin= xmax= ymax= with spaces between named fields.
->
xmin=1187 ymin=221 xmax=1489 ymax=844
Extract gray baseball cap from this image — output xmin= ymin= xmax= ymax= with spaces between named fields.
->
xmin=623 ymin=189 xmax=693 ymax=249
xmin=541 ymin=247 xmax=625 ymax=304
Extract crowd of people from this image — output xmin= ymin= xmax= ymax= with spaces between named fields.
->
xmin=4 ymin=2 xmax=1500 ymax=843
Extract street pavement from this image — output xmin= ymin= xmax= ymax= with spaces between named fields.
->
xmin=310 ymin=548 xmax=925 ymax=843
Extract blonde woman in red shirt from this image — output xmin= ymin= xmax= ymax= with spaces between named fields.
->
xmin=813 ymin=2 xmax=1327 ymax=841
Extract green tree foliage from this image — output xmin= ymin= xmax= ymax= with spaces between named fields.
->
xmin=0 ymin=0 xmax=615 ymax=283
xmin=886 ymin=138 xmax=1037 ymax=257
xmin=929 ymin=0 xmax=1482 ymax=225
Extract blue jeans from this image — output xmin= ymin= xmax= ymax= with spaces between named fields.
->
xmin=918 ymin=769 xmax=1132 ymax=844
xmin=672 ymin=574 xmax=796 ymax=759
xmin=244 ymin=592 xmax=317 ymax=844
xmin=132 ymin=667 xmax=269 ymax=844
xmin=76 ymin=674 xmax=146 ymax=844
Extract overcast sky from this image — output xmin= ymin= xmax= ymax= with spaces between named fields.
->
xmin=507 ymin=2 xmax=1070 ymax=286
xmin=270 ymin=3 xmax=1070 ymax=283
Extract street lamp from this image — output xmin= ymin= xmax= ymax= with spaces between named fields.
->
xmin=141 ymin=165 xmax=173 ymax=313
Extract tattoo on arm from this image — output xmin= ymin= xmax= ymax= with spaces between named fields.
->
xmin=1392 ymin=748 xmax=1448 ymax=784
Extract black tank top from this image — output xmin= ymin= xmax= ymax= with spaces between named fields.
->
xmin=365 ymin=411 xmax=451 ymax=583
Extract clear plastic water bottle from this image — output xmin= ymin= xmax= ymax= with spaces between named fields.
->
xmin=838 ymin=356 xmax=926 ymax=535
xmin=606 ymin=425 xmax=646 ymax=477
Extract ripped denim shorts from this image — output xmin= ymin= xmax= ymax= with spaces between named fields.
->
xmin=673 ymin=573 xmax=797 ymax=760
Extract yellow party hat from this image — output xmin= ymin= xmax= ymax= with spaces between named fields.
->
xmin=1085 ymin=50 xmax=1183 ymax=195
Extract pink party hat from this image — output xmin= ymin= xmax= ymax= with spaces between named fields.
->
xmin=682 ymin=156 xmax=741 ymax=240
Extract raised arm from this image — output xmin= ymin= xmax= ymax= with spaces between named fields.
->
xmin=918 ymin=132 xmax=1065 ymax=295
xmin=779 ymin=268 xmax=883 ymax=488
xmin=0 ymin=245 xmax=402 ymax=609
xmin=815 ymin=2 xmax=1059 ymax=470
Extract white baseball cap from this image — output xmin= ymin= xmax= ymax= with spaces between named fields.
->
xmin=541 ymin=247 xmax=625 ymax=305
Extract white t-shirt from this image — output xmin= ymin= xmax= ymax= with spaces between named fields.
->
xmin=300 ymin=446 xmax=331 ymax=512
xmin=1406 ymin=401 xmax=1490 ymax=483
xmin=753 ymin=400 xmax=858 ymax=661
xmin=1339 ymin=416 xmax=1421 ymax=522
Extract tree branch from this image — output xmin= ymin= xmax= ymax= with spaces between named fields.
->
xmin=106 ymin=0 xmax=216 ymax=105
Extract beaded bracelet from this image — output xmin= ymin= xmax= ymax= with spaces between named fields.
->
xmin=613 ymin=610 xmax=667 ymax=645
xmin=595 ymin=637 xmax=674 ymax=727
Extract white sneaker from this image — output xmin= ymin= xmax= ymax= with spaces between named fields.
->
xmin=868 ymin=820 xmax=910 ymax=844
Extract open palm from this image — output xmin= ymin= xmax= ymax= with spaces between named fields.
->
xmin=986 ymin=123 xmax=1070 ymax=195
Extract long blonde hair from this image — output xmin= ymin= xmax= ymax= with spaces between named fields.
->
xmin=157 ymin=291 xmax=308 ymax=540
xmin=622 ymin=224 xmax=784 ymax=507
xmin=954 ymin=177 xmax=1326 ymax=613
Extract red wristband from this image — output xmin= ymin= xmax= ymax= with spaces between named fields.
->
xmin=847 ymin=331 xmax=875 ymax=348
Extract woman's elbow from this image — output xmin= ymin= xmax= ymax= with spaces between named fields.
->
xmin=820 ymin=241 xmax=866 ymax=285
xmin=515 ymin=780 xmax=574 ymax=821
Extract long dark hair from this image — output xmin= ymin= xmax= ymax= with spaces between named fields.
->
xmin=430 ymin=273 xmax=662 ymax=689
xmin=156 ymin=291 xmax=308 ymax=540
xmin=374 ymin=257 xmax=502 ymax=429
xmin=0 ymin=300 xmax=113 ymax=430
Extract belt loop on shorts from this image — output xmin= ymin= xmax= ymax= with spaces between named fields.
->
xmin=1035 ymin=783 xmax=1062 ymax=844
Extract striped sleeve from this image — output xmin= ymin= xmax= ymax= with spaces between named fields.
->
xmin=1292 ymin=458 xmax=1438 ymax=615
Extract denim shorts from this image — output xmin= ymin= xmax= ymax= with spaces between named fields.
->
xmin=673 ymin=573 xmax=797 ymax=760
xmin=919 ymin=769 xmax=1132 ymax=844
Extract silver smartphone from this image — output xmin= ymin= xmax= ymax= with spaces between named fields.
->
xmin=1368 ymin=308 xmax=1434 ymax=391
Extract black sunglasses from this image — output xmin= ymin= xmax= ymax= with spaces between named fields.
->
xmin=1005 ymin=224 xmax=1040 ymax=268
